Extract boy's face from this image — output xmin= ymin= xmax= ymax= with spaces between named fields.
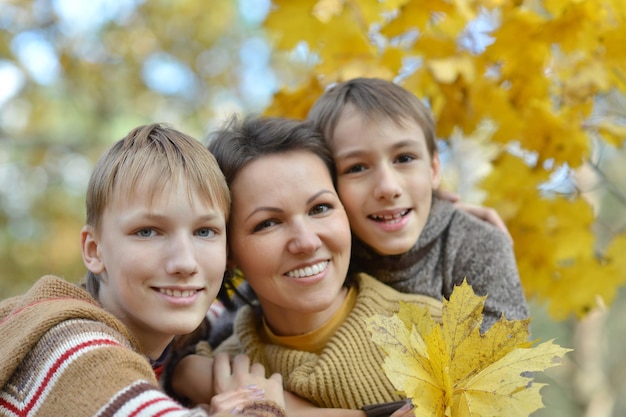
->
xmin=331 ymin=106 xmax=440 ymax=255
xmin=82 ymin=177 xmax=227 ymax=357
xmin=228 ymin=150 xmax=352 ymax=335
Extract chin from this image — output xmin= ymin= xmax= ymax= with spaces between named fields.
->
xmin=163 ymin=314 xmax=206 ymax=334
xmin=374 ymin=243 xmax=414 ymax=256
xmin=165 ymin=325 xmax=199 ymax=336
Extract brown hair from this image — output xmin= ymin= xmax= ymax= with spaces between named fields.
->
xmin=207 ymin=115 xmax=335 ymax=188
xmin=83 ymin=123 xmax=230 ymax=297
xmin=307 ymin=77 xmax=437 ymax=157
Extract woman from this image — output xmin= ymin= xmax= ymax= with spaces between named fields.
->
xmin=171 ymin=116 xmax=442 ymax=417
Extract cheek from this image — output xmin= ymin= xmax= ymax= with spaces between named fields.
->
xmin=430 ymin=173 xmax=441 ymax=189
xmin=231 ymin=238 xmax=272 ymax=276
xmin=333 ymin=214 xmax=353 ymax=248
xmin=203 ymin=247 xmax=227 ymax=275
xmin=337 ymin=184 xmax=361 ymax=217
xmin=410 ymin=172 xmax=434 ymax=192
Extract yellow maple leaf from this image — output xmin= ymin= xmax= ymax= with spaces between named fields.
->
xmin=367 ymin=280 xmax=571 ymax=416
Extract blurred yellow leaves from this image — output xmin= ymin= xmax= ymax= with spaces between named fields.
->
xmin=427 ymin=55 xmax=476 ymax=84
xmin=264 ymin=0 xmax=626 ymax=321
xmin=598 ymin=121 xmax=626 ymax=146
xmin=265 ymin=0 xmax=404 ymax=81
xmin=263 ymin=77 xmax=326 ymax=121
xmin=482 ymin=153 xmax=626 ymax=319
xmin=520 ymin=102 xmax=590 ymax=167
xmin=381 ymin=0 xmax=453 ymax=37
xmin=312 ymin=0 xmax=344 ymax=23
xmin=367 ymin=281 xmax=571 ymax=417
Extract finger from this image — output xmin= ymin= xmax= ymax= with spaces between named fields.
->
xmin=213 ymin=352 xmax=233 ymax=379
xmin=209 ymin=387 xmax=265 ymax=414
xmin=480 ymin=208 xmax=513 ymax=243
xmin=250 ymin=361 xmax=266 ymax=377
xmin=231 ymin=354 xmax=252 ymax=374
xmin=213 ymin=387 xmax=265 ymax=402
xmin=434 ymin=188 xmax=460 ymax=203
xmin=268 ymin=372 xmax=283 ymax=385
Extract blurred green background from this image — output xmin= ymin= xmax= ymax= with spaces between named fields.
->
xmin=1 ymin=1 xmax=625 ymax=416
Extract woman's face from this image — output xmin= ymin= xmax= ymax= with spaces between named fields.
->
xmin=228 ymin=150 xmax=352 ymax=336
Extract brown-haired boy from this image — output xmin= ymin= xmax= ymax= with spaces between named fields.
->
xmin=307 ymin=77 xmax=528 ymax=331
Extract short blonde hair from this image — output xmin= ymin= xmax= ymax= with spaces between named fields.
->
xmin=83 ymin=123 xmax=230 ymax=297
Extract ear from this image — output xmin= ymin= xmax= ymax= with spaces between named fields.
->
xmin=430 ymin=151 xmax=442 ymax=190
xmin=81 ymin=225 xmax=105 ymax=274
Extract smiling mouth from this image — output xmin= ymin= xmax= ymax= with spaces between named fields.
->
xmin=158 ymin=288 xmax=199 ymax=298
xmin=369 ymin=210 xmax=410 ymax=224
xmin=286 ymin=261 xmax=329 ymax=278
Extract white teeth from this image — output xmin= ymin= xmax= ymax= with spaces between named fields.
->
xmin=287 ymin=261 xmax=329 ymax=278
xmin=371 ymin=210 xmax=408 ymax=223
xmin=160 ymin=288 xmax=196 ymax=298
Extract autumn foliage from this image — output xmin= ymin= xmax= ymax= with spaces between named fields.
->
xmin=263 ymin=0 xmax=626 ymax=320
xmin=367 ymin=280 xmax=571 ymax=416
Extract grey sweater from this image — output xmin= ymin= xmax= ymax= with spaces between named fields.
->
xmin=350 ymin=196 xmax=529 ymax=332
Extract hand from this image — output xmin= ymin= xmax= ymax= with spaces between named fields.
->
xmin=213 ymin=353 xmax=285 ymax=409
xmin=170 ymin=354 xmax=215 ymax=405
xmin=454 ymin=202 xmax=512 ymax=243
xmin=435 ymin=189 xmax=512 ymax=243
xmin=208 ymin=386 xmax=265 ymax=414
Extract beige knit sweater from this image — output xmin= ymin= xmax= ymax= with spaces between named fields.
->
xmin=206 ymin=273 xmax=443 ymax=409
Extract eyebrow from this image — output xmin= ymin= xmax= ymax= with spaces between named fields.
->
xmin=245 ymin=189 xmax=335 ymax=221
xmin=129 ymin=211 xmax=223 ymax=223
xmin=335 ymin=139 xmax=421 ymax=159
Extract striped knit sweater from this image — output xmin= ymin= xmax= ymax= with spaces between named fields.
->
xmin=208 ymin=273 xmax=443 ymax=409
xmin=0 ymin=275 xmax=284 ymax=417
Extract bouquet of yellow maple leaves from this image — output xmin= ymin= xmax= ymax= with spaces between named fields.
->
xmin=366 ymin=280 xmax=571 ymax=417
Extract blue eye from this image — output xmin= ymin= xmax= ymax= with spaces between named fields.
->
xmin=196 ymin=227 xmax=216 ymax=238
xmin=136 ymin=228 xmax=156 ymax=238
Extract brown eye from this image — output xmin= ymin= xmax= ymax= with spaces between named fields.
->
xmin=395 ymin=154 xmax=416 ymax=164
xmin=344 ymin=163 xmax=366 ymax=174
xmin=253 ymin=219 xmax=278 ymax=232
xmin=310 ymin=204 xmax=331 ymax=216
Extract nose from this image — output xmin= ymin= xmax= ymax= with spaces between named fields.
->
xmin=373 ymin=164 xmax=402 ymax=201
xmin=287 ymin=219 xmax=322 ymax=254
xmin=165 ymin=234 xmax=199 ymax=277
